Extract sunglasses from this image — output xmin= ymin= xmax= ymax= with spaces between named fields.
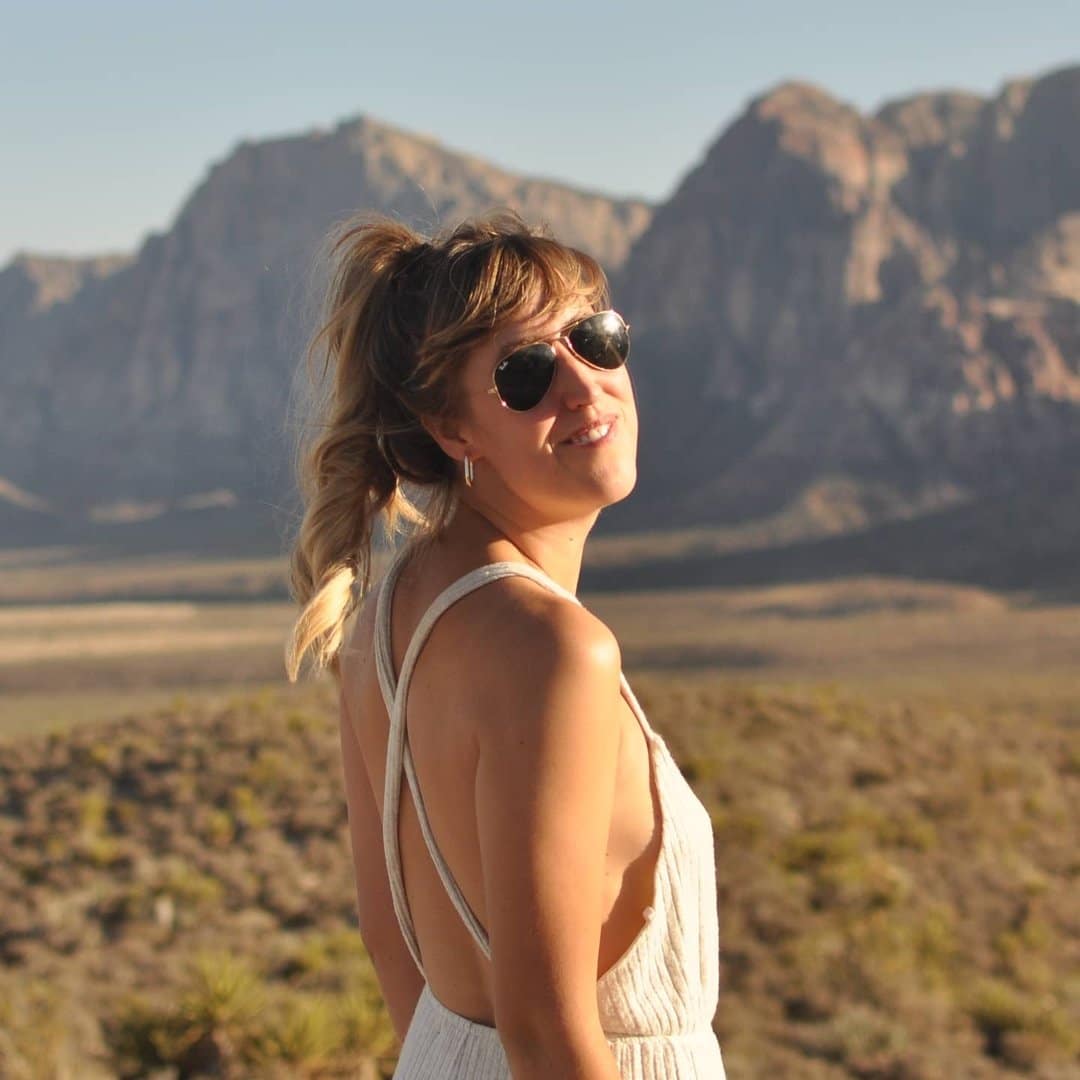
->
xmin=485 ymin=309 xmax=631 ymax=412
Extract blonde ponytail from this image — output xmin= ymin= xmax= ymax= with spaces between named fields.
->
xmin=285 ymin=219 xmax=455 ymax=680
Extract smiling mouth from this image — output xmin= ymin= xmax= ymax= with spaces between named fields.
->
xmin=563 ymin=416 xmax=617 ymax=447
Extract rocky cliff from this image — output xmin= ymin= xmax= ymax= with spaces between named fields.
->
xmin=605 ymin=65 xmax=1080 ymax=540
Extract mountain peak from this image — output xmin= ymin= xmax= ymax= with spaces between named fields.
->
xmin=750 ymin=79 xmax=853 ymax=119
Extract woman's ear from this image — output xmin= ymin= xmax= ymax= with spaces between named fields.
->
xmin=420 ymin=413 xmax=475 ymax=467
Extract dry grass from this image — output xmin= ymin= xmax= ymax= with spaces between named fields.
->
xmin=1 ymin=673 xmax=1077 ymax=1077
xmin=1 ymin=551 xmax=1078 ymax=1076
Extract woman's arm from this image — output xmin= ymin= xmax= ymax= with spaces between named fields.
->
xmin=473 ymin=591 xmax=624 ymax=1079
xmin=339 ymin=693 xmax=425 ymax=1044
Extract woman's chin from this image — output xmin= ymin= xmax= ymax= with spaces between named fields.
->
xmin=587 ymin=462 xmax=638 ymax=510
xmin=607 ymin=471 xmax=638 ymax=507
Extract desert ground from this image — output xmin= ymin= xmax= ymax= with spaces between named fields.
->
xmin=1 ymin=545 xmax=1077 ymax=1078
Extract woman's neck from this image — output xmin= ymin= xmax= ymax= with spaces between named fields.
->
xmin=440 ymin=496 xmax=598 ymax=596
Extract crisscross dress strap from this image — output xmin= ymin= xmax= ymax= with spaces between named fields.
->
xmin=375 ymin=544 xmax=582 ymax=977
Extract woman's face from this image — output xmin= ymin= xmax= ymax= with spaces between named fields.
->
xmin=452 ymin=296 xmax=639 ymax=521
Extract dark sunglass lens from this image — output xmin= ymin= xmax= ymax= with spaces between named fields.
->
xmin=494 ymin=343 xmax=557 ymax=410
xmin=567 ymin=311 xmax=630 ymax=369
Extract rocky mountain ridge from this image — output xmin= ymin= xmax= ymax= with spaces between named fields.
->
xmin=606 ymin=64 xmax=1080 ymax=542
xmin=3 ymin=66 xmax=1079 ymax=589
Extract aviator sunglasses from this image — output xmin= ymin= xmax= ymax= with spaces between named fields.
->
xmin=485 ymin=309 xmax=631 ymax=412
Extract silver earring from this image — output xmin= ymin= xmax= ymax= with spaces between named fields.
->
xmin=463 ymin=454 xmax=474 ymax=487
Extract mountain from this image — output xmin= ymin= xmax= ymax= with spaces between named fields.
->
xmin=605 ymin=64 xmax=1080 ymax=547
xmin=3 ymin=67 xmax=1080 ymax=592
xmin=0 ymin=115 xmax=651 ymax=524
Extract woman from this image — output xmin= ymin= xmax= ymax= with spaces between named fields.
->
xmin=285 ymin=211 xmax=724 ymax=1078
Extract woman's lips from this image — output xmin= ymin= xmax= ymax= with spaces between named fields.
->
xmin=562 ymin=416 xmax=617 ymax=447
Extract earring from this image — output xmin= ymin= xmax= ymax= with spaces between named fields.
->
xmin=463 ymin=454 xmax=474 ymax=487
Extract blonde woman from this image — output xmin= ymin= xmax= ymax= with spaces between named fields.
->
xmin=286 ymin=212 xmax=724 ymax=1078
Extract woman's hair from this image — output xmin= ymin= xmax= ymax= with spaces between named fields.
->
xmin=285 ymin=209 xmax=609 ymax=681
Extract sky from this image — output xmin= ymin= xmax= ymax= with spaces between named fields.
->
xmin=3 ymin=0 xmax=1078 ymax=266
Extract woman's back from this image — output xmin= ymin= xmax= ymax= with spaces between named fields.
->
xmin=339 ymin=539 xmax=664 ymax=1024
xmin=339 ymin=540 xmax=726 ymax=1077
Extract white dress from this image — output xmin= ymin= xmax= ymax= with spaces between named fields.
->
xmin=374 ymin=545 xmax=726 ymax=1078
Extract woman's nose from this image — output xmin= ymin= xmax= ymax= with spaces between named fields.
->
xmin=553 ymin=340 xmax=605 ymax=403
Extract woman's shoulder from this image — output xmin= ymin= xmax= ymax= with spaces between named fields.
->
xmin=395 ymin=542 xmax=615 ymax=649
xmin=457 ymin=568 xmax=618 ymax=661
xmin=453 ymin=574 xmax=622 ymax=730
xmin=339 ymin=553 xmax=620 ymax=698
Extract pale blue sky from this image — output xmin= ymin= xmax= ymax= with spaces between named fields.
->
xmin=3 ymin=0 xmax=1077 ymax=265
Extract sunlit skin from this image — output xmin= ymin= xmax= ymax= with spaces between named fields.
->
xmin=421 ymin=298 xmax=639 ymax=592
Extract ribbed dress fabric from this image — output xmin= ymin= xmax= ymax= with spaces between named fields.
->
xmin=374 ymin=544 xmax=725 ymax=1078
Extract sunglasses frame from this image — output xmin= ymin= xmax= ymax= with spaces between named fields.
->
xmin=484 ymin=308 xmax=631 ymax=412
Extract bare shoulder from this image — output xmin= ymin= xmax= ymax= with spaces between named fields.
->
xmin=464 ymin=574 xmax=620 ymax=672
xmin=336 ymin=563 xmax=622 ymax=743
xmin=461 ymin=575 xmax=623 ymax=739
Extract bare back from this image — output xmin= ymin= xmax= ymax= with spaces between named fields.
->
xmin=338 ymin=543 xmax=663 ymax=1025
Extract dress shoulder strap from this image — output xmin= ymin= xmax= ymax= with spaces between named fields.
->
xmin=374 ymin=544 xmax=581 ymax=975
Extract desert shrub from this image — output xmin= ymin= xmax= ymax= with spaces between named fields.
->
xmin=711 ymin=806 xmax=767 ymax=847
xmin=80 ymin=833 xmax=125 ymax=868
xmin=338 ymin=981 xmax=398 ymax=1060
xmin=201 ymin=806 xmax=236 ymax=847
xmin=793 ymin=1003 xmax=910 ymax=1073
xmin=78 ymin=788 xmax=110 ymax=834
xmin=0 ymin=974 xmax=101 ymax=1080
xmin=231 ymin=784 xmax=268 ymax=829
xmin=909 ymin=904 xmax=960 ymax=987
xmin=780 ymin=826 xmax=864 ymax=873
xmin=247 ymin=746 xmax=303 ymax=799
xmin=260 ymin=992 xmax=342 ymax=1064
xmin=177 ymin=950 xmax=267 ymax=1033
xmin=109 ymin=995 xmax=189 ymax=1072
xmin=109 ymin=950 xmax=268 ymax=1072
xmin=812 ymin=852 xmax=912 ymax=911
xmin=873 ymin=810 xmax=938 ymax=852
xmin=966 ymin=978 xmax=1078 ymax=1063
xmin=159 ymin=856 xmax=225 ymax=908
xmin=286 ymin=927 xmax=370 ymax=980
